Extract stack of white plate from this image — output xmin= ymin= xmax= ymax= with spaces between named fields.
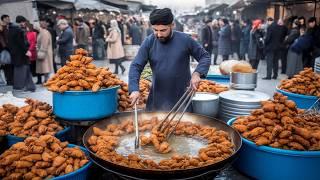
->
xmin=219 ymin=90 xmax=270 ymax=122
xmin=315 ymin=58 xmax=320 ymax=74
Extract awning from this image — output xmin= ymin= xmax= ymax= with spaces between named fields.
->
xmin=36 ymin=0 xmax=74 ymax=10
xmin=73 ymin=0 xmax=120 ymax=12
xmin=101 ymin=0 xmax=128 ymax=10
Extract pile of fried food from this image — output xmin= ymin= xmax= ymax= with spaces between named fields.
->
xmin=44 ymin=48 xmax=150 ymax=111
xmin=45 ymin=48 xmax=123 ymax=93
xmin=232 ymin=93 xmax=320 ymax=151
xmin=118 ymin=79 xmax=150 ymax=111
xmin=279 ymin=68 xmax=320 ymax=97
xmin=0 ymin=135 xmax=89 ymax=179
xmin=197 ymin=80 xmax=229 ymax=94
xmin=88 ymin=117 xmax=234 ymax=170
xmin=0 ymin=99 xmax=64 ymax=137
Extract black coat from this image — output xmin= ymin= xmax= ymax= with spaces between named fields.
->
xmin=218 ymin=25 xmax=232 ymax=56
xmin=265 ymin=22 xmax=284 ymax=52
xmin=240 ymin=25 xmax=251 ymax=55
xmin=7 ymin=23 xmax=29 ymax=66
xmin=285 ymin=27 xmax=299 ymax=46
xmin=201 ymin=25 xmax=213 ymax=50
xmin=248 ymin=29 xmax=264 ymax=60
xmin=129 ymin=23 xmax=142 ymax=45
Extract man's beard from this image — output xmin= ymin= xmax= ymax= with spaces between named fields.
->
xmin=157 ymin=29 xmax=173 ymax=43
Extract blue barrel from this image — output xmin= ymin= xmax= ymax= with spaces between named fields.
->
xmin=53 ymin=86 xmax=119 ymax=120
xmin=205 ymin=74 xmax=230 ymax=85
xmin=52 ymin=144 xmax=92 ymax=180
xmin=227 ymin=118 xmax=320 ymax=180
xmin=276 ymin=87 xmax=318 ymax=109
xmin=7 ymin=127 xmax=70 ymax=147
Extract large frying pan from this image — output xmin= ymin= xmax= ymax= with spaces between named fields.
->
xmin=83 ymin=112 xmax=242 ymax=180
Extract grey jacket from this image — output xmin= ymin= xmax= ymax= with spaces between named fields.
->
xmin=57 ymin=26 xmax=74 ymax=53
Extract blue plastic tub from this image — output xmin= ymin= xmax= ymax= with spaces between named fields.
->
xmin=53 ymin=144 xmax=92 ymax=180
xmin=7 ymin=126 xmax=70 ymax=147
xmin=227 ymin=118 xmax=320 ymax=180
xmin=276 ymin=87 xmax=318 ymax=109
xmin=53 ymin=86 xmax=119 ymax=120
xmin=205 ymin=74 xmax=230 ymax=85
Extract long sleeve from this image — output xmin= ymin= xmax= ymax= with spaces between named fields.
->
xmin=188 ymin=37 xmax=210 ymax=77
xmin=27 ymin=32 xmax=37 ymax=52
xmin=39 ymin=31 xmax=50 ymax=53
xmin=128 ymin=38 xmax=149 ymax=93
xmin=106 ymin=30 xmax=118 ymax=43
xmin=57 ymin=28 xmax=73 ymax=45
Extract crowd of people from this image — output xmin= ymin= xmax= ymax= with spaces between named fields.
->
xmin=1 ymin=12 xmax=320 ymax=93
xmin=0 ymin=13 xmax=158 ymax=92
xmin=199 ymin=16 xmax=320 ymax=79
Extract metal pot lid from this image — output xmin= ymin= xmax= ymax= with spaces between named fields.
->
xmin=219 ymin=109 xmax=251 ymax=115
xmin=219 ymin=104 xmax=257 ymax=113
xmin=219 ymin=90 xmax=270 ymax=104
xmin=220 ymin=101 xmax=261 ymax=109
xmin=219 ymin=110 xmax=251 ymax=116
xmin=192 ymin=92 xmax=219 ymax=101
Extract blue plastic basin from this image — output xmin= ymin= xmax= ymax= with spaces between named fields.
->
xmin=276 ymin=87 xmax=318 ymax=109
xmin=53 ymin=86 xmax=119 ymax=121
xmin=205 ymin=74 xmax=230 ymax=85
xmin=7 ymin=126 xmax=70 ymax=147
xmin=227 ymin=118 xmax=320 ymax=180
xmin=53 ymin=144 xmax=92 ymax=180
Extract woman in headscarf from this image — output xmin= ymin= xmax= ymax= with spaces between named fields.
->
xmin=248 ymin=19 xmax=265 ymax=69
xmin=106 ymin=19 xmax=125 ymax=74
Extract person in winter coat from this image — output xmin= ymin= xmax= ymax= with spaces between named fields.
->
xmin=106 ymin=19 xmax=125 ymax=74
xmin=231 ymin=20 xmax=241 ymax=59
xmin=57 ymin=19 xmax=74 ymax=66
xmin=36 ymin=18 xmax=54 ymax=84
xmin=218 ymin=18 xmax=232 ymax=61
xmin=74 ymin=17 xmax=90 ymax=50
xmin=239 ymin=19 xmax=251 ymax=60
xmin=201 ymin=18 xmax=213 ymax=57
xmin=25 ymin=22 xmax=37 ymax=78
xmin=277 ymin=19 xmax=289 ymax=74
xmin=129 ymin=20 xmax=142 ymax=45
xmin=248 ymin=19 xmax=264 ymax=69
xmin=286 ymin=26 xmax=313 ymax=78
xmin=8 ymin=15 xmax=35 ymax=92
xmin=0 ymin=15 xmax=13 ymax=85
xmin=211 ymin=19 xmax=220 ymax=65
xmin=264 ymin=17 xmax=284 ymax=80
xmin=89 ymin=19 xmax=106 ymax=60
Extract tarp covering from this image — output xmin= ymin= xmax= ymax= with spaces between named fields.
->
xmin=0 ymin=0 xmax=38 ymax=23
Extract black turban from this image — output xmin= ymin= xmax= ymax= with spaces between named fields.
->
xmin=149 ymin=8 xmax=174 ymax=25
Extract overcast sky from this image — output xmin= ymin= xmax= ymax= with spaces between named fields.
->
xmin=147 ymin=0 xmax=205 ymax=12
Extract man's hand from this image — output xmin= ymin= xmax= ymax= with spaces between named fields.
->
xmin=130 ymin=91 xmax=140 ymax=106
xmin=191 ymin=72 xmax=201 ymax=90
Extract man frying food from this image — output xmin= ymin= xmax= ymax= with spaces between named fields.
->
xmin=129 ymin=8 xmax=211 ymax=111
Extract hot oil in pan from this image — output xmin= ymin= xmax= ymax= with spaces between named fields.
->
xmin=115 ymin=132 xmax=208 ymax=163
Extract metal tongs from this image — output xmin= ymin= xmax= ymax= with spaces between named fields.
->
xmin=298 ymin=97 xmax=320 ymax=118
xmin=134 ymin=101 xmax=140 ymax=149
xmin=157 ymin=86 xmax=196 ymax=140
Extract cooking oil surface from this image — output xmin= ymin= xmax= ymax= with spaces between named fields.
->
xmin=115 ymin=132 xmax=207 ymax=163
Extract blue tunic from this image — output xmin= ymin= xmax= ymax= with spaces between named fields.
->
xmin=129 ymin=31 xmax=210 ymax=111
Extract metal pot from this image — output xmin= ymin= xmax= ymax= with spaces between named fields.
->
xmin=230 ymin=72 xmax=258 ymax=90
xmin=192 ymin=92 xmax=219 ymax=117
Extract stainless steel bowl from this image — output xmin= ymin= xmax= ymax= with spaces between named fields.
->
xmin=230 ymin=72 xmax=258 ymax=90
xmin=192 ymin=92 xmax=219 ymax=117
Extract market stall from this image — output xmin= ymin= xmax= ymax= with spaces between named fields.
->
xmin=1 ymin=45 xmax=320 ymax=179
